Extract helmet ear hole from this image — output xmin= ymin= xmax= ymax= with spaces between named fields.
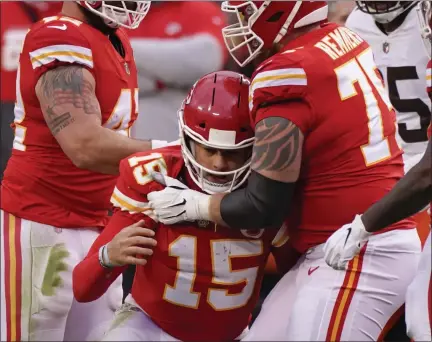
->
xmin=267 ymin=11 xmax=284 ymax=22
xmin=199 ymin=122 xmax=206 ymax=129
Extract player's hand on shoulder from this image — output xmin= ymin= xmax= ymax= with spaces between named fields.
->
xmin=106 ymin=220 xmax=157 ymax=267
xmin=323 ymin=215 xmax=371 ymax=270
xmin=147 ymin=172 xmax=211 ymax=225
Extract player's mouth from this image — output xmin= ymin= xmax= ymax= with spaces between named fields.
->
xmin=205 ymin=174 xmax=231 ymax=184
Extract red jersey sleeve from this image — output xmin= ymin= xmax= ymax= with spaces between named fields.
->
xmin=72 ymin=210 xmax=133 ymax=303
xmin=110 ymin=152 xmax=173 ymax=226
xmin=255 ymin=100 xmax=314 ymax=135
xmin=23 ymin=16 xmax=93 ymax=81
xmin=250 ymin=51 xmax=313 ymax=132
xmin=73 ymin=151 xmax=175 ymax=303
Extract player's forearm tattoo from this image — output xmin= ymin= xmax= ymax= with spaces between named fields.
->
xmin=251 ymin=117 xmax=301 ymax=174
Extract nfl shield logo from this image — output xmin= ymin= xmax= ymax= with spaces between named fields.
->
xmin=197 ymin=220 xmax=210 ymax=228
xmin=383 ymin=42 xmax=390 ymax=54
xmin=124 ymin=62 xmax=130 ymax=75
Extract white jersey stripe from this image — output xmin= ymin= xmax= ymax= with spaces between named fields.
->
xmin=29 ymin=44 xmax=93 ymax=69
xmin=110 ymin=187 xmax=158 ymax=221
xmin=249 ymin=68 xmax=307 ymax=110
xmin=271 ymin=222 xmax=289 ymax=248
xmin=426 ymin=65 xmax=431 ymax=84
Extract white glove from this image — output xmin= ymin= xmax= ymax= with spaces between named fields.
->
xmin=323 ymin=215 xmax=372 ymax=270
xmin=147 ymin=172 xmax=211 ymax=225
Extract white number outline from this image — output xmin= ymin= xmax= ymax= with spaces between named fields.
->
xmin=335 ymin=48 xmax=396 ymax=166
xmin=162 ymin=235 xmax=264 ymax=311
xmin=13 ymin=65 xmax=27 ymax=151
xmin=104 ymin=88 xmax=139 ymax=137
xmin=128 ymin=153 xmax=168 ymax=185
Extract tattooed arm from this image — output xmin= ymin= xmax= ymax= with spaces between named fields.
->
xmin=35 ymin=66 xmax=152 ymax=174
xmin=207 ymin=102 xmax=305 ymax=229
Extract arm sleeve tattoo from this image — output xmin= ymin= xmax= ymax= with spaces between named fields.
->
xmin=38 ymin=66 xmax=101 ymax=136
xmin=219 ymin=116 xmax=304 ymax=229
xmin=251 ymin=117 xmax=302 ymax=182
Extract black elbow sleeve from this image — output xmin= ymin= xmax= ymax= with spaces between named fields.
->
xmin=220 ymin=171 xmax=296 ymax=230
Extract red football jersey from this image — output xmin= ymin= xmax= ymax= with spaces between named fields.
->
xmin=249 ymin=23 xmax=415 ymax=253
xmin=72 ymin=146 xmax=289 ymax=341
xmin=0 ymin=1 xmax=61 ymax=102
xmin=1 ymin=15 xmax=139 ymax=228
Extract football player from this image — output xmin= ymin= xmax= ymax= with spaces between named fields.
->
xmin=0 ymin=1 xmax=177 ymax=341
xmin=147 ymin=1 xmax=422 ymax=340
xmin=325 ymin=3 xmax=432 ymax=340
xmin=72 ymin=71 xmax=290 ymax=342
xmin=346 ymin=1 xmax=432 ymax=243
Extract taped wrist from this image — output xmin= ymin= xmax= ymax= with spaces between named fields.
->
xmin=220 ymin=170 xmax=295 ymax=230
xmin=98 ymin=244 xmax=113 ymax=268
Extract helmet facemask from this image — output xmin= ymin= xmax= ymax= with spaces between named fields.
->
xmin=221 ymin=1 xmax=328 ymax=67
xmin=80 ymin=1 xmax=150 ymax=29
xmin=179 ymin=109 xmax=254 ymax=195
xmin=221 ymin=1 xmax=265 ymax=67
xmin=356 ymin=1 xmax=418 ymax=24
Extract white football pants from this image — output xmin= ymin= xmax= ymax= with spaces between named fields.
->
xmin=0 ymin=210 xmax=123 ymax=341
xmin=405 ymin=231 xmax=431 ymax=341
xmin=101 ymin=295 xmax=250 ymax=341
xmin=242 ymin=228 xmax=421 ymax=341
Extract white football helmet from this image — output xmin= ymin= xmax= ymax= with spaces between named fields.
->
xmin=77 ymin=1 xmax=150 ymax=29
xmin=356 ymin=1 xmax=418 ymax=24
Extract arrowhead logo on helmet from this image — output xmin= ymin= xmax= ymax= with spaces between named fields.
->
xmin=221 ymin=1 xmax=328 ymax=67
xmin=77 ymin=1 xmax=151 ymax=29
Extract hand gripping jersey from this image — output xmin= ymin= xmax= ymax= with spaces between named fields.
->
xmin=249 ymin=23 xmax=415 ymax=253
xmin=346 ymin=7 xmax=432 ymax=173
xmin=73 ymin=146 xmax=289 ymax=342
xmin=1 ymin=15 xmax=138 ymax=228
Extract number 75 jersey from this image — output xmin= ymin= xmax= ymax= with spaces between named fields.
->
xmin=249 ymin=22 xmax=412 ymax=253
xmin=346 ymin=7 xmax=432 ymax=173
xmin=111 ymin=146 xmax=289 ymax=341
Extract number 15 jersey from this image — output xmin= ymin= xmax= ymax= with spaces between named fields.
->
xmin=73 ymin=146 xmax=289 ymax=342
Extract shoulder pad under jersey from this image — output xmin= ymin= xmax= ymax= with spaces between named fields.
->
xmin=24 ymin=16 xmax=93 ymax=77
xmin=111 ymin=146 xmax=184 ymax=215
xmin=249 ymin=50 xmax=307 ymax=123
